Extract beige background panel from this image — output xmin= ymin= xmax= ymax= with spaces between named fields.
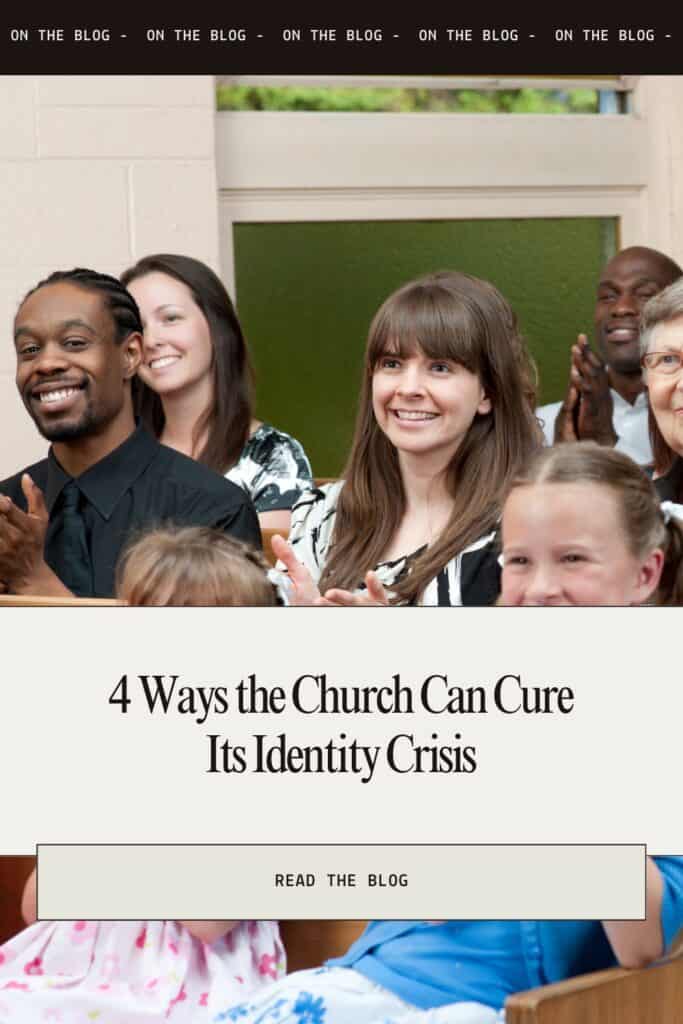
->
xmin=0 ymin=607 xmax=680 ymax=852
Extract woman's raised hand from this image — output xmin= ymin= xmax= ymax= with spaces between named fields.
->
xmin=271 ymin=533 xmax=322 ymax=606
xmin=319 ymin=570 xmax=390 ymax=607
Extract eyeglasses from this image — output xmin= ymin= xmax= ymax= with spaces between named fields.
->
xmin=641 ymin=351 xmax=683 ymax=374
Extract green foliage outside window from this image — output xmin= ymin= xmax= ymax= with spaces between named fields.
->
xmin=216 ymin=85 xmax=600 ymax=113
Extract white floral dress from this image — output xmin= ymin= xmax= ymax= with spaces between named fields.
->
xmin=0 ymin=919 xmax=284 ymax=1022
xmin=226 ymin=424 xmax=313 ymax=513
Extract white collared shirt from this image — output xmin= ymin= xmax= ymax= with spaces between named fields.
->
xmin=537 ymin=389 xmax=652 ymax=466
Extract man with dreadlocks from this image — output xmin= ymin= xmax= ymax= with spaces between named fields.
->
xmin=0 ymin=268 xmax=260 ymax=598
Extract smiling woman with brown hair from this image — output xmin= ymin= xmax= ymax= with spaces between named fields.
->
xmin=274 ymin=270 xmax=541 ymax=606
xmin=121 ymin=254 xmax=313 ymax=533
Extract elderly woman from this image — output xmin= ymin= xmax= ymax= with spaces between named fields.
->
xmin=640 ymin=279 xmax=683 ymax=509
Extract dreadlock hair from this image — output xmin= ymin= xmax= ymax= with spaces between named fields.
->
xmin=20 ymin=268 xmax=143 ymax=343
xmin=120 ymin=254 xmax=254 ymax=474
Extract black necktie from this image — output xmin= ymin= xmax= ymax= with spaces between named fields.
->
xmin=59 ymin=481 xmax=92 ymax=597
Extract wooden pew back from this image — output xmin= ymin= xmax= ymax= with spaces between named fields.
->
xmin=0 ymin=857 xmax=34 ymax=944
xmin=0 ymin=596 xmax=122 ymax=607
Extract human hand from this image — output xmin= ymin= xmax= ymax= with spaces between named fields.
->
xmin=552 ymin=383 xmax=580 ymax=443
xmin=0 ymin=475 xmax=51 ymax=592
xmin=271 ymin=533 xmax=322 ymax=606
xmin=570 ymin=335 xmax=617 ymax=446
xmin=21 ymin=867 xmax=37 ymax=925
xmin=553 ymin=334 xmax=593 ymax=443
xmin=318 ymin=571 xmax=390 ymax=607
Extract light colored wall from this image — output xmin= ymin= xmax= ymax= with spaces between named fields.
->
xmin=631 ymin=76 xmax=683 ymax=261
xmin=0 ymin=75 xmax=219 ymax=479
xmin=216 ymin=110 xmax=647 ymax=297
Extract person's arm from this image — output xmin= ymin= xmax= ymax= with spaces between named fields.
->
xmin=249 ymin=432 xmax=314 ymax=535
xmin=259 ymin=509 xmax=291 ymax=534
xmin=21 ymin=867 xmax=37 ymax=925
xmin=179 ymin=920 xmax=238 ymax=944
xmin=602 ymin=857 xmax=664 ymax=968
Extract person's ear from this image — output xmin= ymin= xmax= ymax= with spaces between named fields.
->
xmin=122 ymin=332 xmax=143 ymax=379
xmin=632 ymin=548 xmax=664 ymax=604
xmin=477 ymin=389 xmax=492 ymax=416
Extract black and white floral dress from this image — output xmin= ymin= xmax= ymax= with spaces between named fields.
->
xmin=286 ymin=482 xmax=501 ymax=606
xmin=226 ymin=423 xmax=313 ymax=513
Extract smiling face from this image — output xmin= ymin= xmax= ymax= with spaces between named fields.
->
xmin=643 ymin=316 xmax=683 ymax=459
xmin=500 ymin=481 xmax=662 ymax=606
xmin=126 ymin=271 xmax=214 ymax=400
xmin=14 ymin=282 xmax=139 ymax=443
xmin=371 ymin=346 xmax=491 ymax=467
xmin=595 ymin=249 xmax=677 ymax=374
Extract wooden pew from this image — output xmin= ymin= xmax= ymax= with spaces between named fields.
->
xmin=504 ymin=948 xmax=683 ymax=1023
xmin=0 ymin=596 xmax=122 ymax=607
xmin=0 ymin=856 xmax=34 ymax=944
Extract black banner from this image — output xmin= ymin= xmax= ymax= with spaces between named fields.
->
xmin=0 ymin=17 xmax=681 ymax=73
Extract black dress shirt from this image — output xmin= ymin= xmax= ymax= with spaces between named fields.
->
xmin=0 ymin=424 xmax=261 ymax=598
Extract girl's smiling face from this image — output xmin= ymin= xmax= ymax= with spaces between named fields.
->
xmin=501 ymin=481 xmax=663 ymax=606
xmin=127 ymin=271 xmax=213 ymax=398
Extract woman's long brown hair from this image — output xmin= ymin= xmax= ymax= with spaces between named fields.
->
xmin=318 ymin=271 xmax=541 ymax=602
xmin=121 ymin=254 xmax=254 ymax=474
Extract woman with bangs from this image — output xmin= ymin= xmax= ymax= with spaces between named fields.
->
xmin=274 ymin=271 xmax=541 ymax=606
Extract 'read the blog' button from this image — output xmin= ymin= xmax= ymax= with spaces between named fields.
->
xmin=36 ymin=844 xmax=645 ymax=921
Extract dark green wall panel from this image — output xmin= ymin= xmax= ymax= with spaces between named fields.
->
xmin=234 ymin=218 xmax=615 ymax=477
